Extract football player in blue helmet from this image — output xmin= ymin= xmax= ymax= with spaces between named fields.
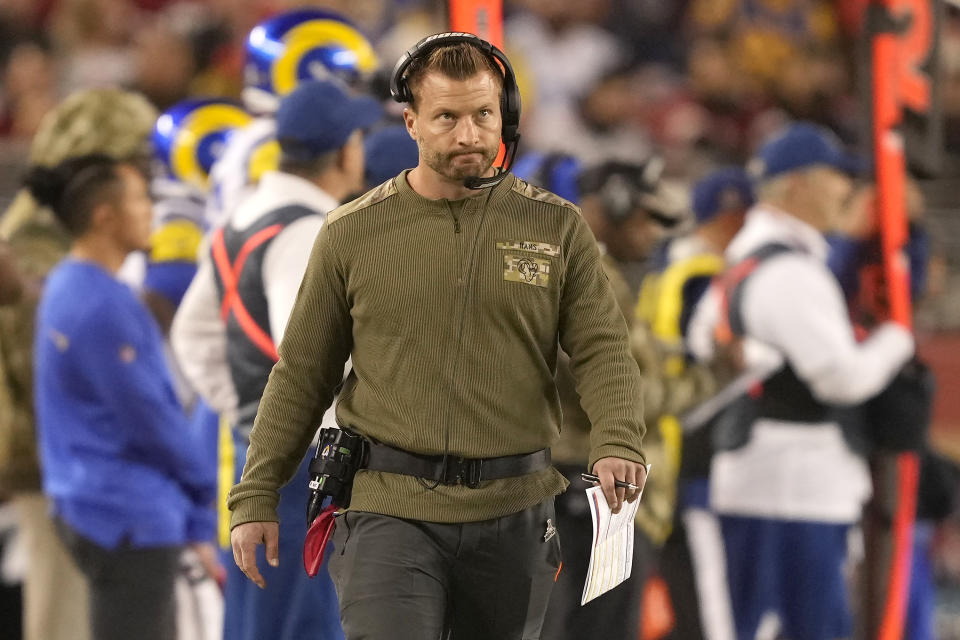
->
xmin=242 ymin=8 xmax=379 ymax=115
xmin=144 ymin=97 xmax=257 ymax=640
xmin=148 ymin=98 xmax=252 ymax=320
xmin=207 ymin=8 xmax=379 ymax=226
xmin=511 ymin=151 xmax=583 ymax=204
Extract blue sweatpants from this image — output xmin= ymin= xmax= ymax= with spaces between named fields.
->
xmin=223 ymin=441 xmax=343 ymax=640
xmin=720 ymin=515 xmax=852 ymax=640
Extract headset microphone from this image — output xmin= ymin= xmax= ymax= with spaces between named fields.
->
xmin=462 ymin=132 xmax=521 ymax=190
xmin=463 ymin=175 xmax=499 ymax=189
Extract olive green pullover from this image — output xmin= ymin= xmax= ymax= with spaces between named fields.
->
xmin=228 ymin=171 xmax=646 ymax=527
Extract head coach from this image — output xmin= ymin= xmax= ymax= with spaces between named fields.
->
xmin=228 ymin=33 xmax=648 ymax=640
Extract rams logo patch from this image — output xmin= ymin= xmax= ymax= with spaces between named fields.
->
xmin=503 ymin=253 xmax=550 ymax=288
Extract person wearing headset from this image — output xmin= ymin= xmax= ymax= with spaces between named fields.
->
xmin=228 ymin=33 xmax=648 ymax=639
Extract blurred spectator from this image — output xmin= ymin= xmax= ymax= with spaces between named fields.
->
xmin=372 ymin=0 xmax=446 ymax=94
xmin=677 ymin=1 xmax=863 ymax=165
xmin=0 ymin=42 xmax=59 ymax=139
xmin=0 ymin=87 xmax=156 ymax=640
xmin=505 ymin=0 xmax=628 ymax=153
xmin=577 ymin=159 xmax=688 ymax=289
xmin=296 ymin=0 xmax=394 ymax=40
xmin=561 ymin=66 xmax=656 ymax=166
xmin=133 ymin=3 xmax=236 ymax=110
xmin=27 ymin=153 xmax=216 ymax=640
xmin=604 ymin=0 xmax=689 ymax=68
xmin=685 ymin=0 xmax=840 ymax=86
xmin=50 ymin=0 xmax=138 ymax=93
xmin=0 ymin=0 xmax=52 ymax=67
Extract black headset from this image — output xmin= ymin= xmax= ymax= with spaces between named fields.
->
xmin=390 ymin=32 xmax=521 ymax=189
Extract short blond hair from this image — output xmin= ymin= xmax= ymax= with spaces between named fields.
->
xmin=403 ymin=43 xmax=503 ymax=109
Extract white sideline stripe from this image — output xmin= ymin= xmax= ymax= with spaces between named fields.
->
xmin=684 ymin=508 xmax=736 ymax=640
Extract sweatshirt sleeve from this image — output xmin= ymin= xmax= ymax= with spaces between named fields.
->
xmin=557 ymin=213 xmax=647 ymax=470
xmin=227 ymin=224 xmax=353 ymax=527
xmin=743 ymin=255 xmax=914 ymax=405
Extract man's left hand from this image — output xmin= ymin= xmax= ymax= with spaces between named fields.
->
xmin=591 ymin=457 xmax=647 ymax=514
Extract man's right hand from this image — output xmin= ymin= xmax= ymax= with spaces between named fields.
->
xmin=231 ymin=521 xmax=279 ymax=589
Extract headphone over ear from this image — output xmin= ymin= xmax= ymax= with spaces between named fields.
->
xmin=390 ymin=32 xmax=521 ymax=147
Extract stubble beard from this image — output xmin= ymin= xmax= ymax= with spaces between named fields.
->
xmin=422 ymin=144 xmax=498 ymax=182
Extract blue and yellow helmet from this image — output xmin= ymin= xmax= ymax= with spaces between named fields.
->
xmin=243 ymin=9 xmax=379 ymax=113
xmin=152 ymin=98 xmax=252 ymax=192
xmin=512 ymin=152 xmax=582 ymax=204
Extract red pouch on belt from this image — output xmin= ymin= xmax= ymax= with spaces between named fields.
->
xmin=303 ymin=505 xmax=338 ymax=577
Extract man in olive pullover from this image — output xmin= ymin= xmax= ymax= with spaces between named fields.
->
xmin=229 ymin=35 xmax=647 ymax=640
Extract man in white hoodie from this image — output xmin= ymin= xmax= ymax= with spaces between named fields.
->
xmin=687 ymin=123 xmax=915 ymax=640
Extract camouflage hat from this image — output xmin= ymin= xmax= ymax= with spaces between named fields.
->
xmin=1 ymin=88 xmax=158 ymax=239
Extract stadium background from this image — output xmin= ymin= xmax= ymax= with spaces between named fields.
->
xmin=3 ymin=0 xmax=960 ymax=635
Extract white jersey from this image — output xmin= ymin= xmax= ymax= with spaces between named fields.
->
xmin=205 ymin=117 xmax=277 ymax=229
xmin=687 ymin=204 xmax=914 ymax=523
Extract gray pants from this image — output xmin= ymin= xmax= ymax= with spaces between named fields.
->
xmin=55 ymin=519 xmax=181 ymax=640
xmin=329 ymin=499 xmax=561 ymax=640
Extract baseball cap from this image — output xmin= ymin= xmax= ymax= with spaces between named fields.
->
xmin=691 ymin=167 xmax=755 ymax=224
xmin=275 ymin=80 xmax=383 ymax=157
xmin=363 ymin=124 xmax=420 ymax=186
xmin=749 ymin=122 xmax=862 ymax=182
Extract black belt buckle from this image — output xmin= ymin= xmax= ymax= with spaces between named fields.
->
xmin=442 ymin=457 xmax=483 ymax=488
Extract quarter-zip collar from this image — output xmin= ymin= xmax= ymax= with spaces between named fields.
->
xmin=393 ymin=169 xmax=515 ymax=215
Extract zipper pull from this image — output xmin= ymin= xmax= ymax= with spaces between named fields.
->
xmin=454 ymin=218 xmax=461 ymax=233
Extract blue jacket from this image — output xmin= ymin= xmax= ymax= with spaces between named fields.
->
xmin=34 ymin=259 xmax=215 ymax=548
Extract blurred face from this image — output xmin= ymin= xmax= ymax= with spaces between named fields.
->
xmin=404 ymin=71 xmax=502 ymax=185
xmin=805 ymin=166 xmax=854 ymax=231
xmin=109 ymin=165 xmax=153 ymax=254
xmin=580 ymin=194 xmax=665 ymax=262
xmin=612 ymin=209 xmax=668 ymax=262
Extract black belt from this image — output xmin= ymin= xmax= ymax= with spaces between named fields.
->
xmin=365 ymin=443 xmax=551 ymax=489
